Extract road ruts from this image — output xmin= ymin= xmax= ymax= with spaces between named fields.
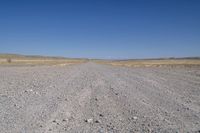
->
xmin=0 ymin=62 xmax=200 ymax=133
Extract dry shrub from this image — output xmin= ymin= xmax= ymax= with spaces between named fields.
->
xmin=7 ymin=58 xmax=12 ymax=63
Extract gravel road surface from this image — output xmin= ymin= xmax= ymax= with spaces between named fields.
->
xmin=0 ymin=62 xmax=200 ymax=133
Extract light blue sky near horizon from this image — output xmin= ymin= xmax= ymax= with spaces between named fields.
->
xmin=0 ymin=0 xmax=200 ymax=59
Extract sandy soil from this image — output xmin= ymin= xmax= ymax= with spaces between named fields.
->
xmin=0 ymin=62 xmax=200 ymax=133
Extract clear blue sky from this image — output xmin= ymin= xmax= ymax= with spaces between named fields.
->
xmin=0 ymin=0 xmax=200 ymax=59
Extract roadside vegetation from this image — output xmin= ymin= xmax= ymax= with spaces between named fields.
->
xmin=0 ymin=54 xmax=88 ymax=66
xmin=95 ymin=59 xmax=200 ymax=67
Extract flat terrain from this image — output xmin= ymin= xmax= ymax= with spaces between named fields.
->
xmin=0 ymin=62 xmax=200 ymax=133
xmin=0 ymin=54 xmax=86 ymax=66
xmin=96 ymin=59 xmax=200 ymax=67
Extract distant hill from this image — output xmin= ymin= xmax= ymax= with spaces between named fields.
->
xmin=0 ymin=53 xmax=88 ymax=66
xmin=112 ymin=57 xmax=200 ymax=61
xmin=0 ymin=53 xmax=199 ymax=61
xmin=0 ymin=53 xmax=88 ymax=60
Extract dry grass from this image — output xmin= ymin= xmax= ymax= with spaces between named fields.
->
xmin=96 ymin=59 xmax=200 ymax=67
xmin=0 ymin=54 xmax=87 ymax=66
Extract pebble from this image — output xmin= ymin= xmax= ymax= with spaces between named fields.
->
xmin=133 ymin=116 xmax=138 ymax=120
xmin=95 ymin=120 xmax=100 ymax=123
xmin=85 ymin=118 xmax=93 ymax=123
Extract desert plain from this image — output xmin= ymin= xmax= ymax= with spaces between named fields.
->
xmin=0 ymin=55 xmax=200 ymax=133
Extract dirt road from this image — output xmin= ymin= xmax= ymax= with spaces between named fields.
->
xmin=0 ymin=62 xmax=200 ymax=133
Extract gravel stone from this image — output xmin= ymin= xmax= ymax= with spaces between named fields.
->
xmin=0 ymin=62 xmax=200 ymax=132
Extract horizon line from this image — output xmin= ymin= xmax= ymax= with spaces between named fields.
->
xmin=0 ymin=53 xmax=200 ymax=60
